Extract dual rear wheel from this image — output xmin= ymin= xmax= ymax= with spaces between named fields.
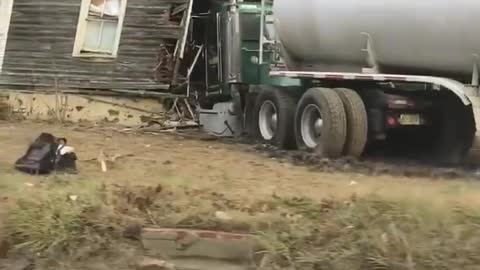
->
xmin=254 ymin=86 xmax=368 ymax=158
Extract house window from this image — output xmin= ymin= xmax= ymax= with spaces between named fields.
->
xmin=73 ymin=0 xmax=127 ymax=58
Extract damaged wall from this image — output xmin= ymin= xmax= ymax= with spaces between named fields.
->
xmin=0 ymin=0 xmax=188 ymax=91
xmin=4 ymin=91 xmax=167 ymax=126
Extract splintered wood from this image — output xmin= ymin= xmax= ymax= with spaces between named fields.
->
xmin=98 ymin=149 xmax=108 ymax=172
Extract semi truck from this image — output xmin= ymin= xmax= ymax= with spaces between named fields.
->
xmin=186 ymin=0 xmax=480 ymax=164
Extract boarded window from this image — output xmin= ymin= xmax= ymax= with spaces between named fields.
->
xmin=73 ymin=0 xmax=127 ymax=58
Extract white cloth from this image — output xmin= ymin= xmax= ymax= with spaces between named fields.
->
xmin=57 ymin=145 xmax=75 ymax=156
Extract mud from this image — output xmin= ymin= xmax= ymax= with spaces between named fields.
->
xmin=253 ymin=144 xmax=472 ymax=179
xmin=216 ymin=134 xmax=477 ymax=180
xmin=79 ymin=125 xmax=479 ymax=180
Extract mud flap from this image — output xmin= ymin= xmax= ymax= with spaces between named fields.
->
xmin=244 ymin=91 xmax=258 ymax=138
xmin=464 ymin=87 xmax=480 ymax=165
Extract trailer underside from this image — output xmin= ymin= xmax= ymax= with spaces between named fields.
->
xmin=230 ymin=71 xmax=480 ymax=165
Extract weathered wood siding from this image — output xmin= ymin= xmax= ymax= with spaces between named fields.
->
xmin=0 ymin=0 xmax=188 ymax=91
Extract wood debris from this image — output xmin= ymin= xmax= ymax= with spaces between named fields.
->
xmin=97 ymin=149 xmax=108 ymax=172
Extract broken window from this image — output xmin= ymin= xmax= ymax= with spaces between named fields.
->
xmin=73 ymin=0 xmax=127 ymax=58
xmin=89 ymin=0 xmax=120 ymax=16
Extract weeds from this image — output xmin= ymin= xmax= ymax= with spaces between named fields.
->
xmin=263 ymin=196 xmax=480 ymax=270
xmin=4 ymin=182 xmax=121 ymax=254
xmin=5 ymin=180 xmax=480 ymax=269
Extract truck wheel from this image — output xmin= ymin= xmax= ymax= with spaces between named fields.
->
xmin=334 ymin=88 xmax=368 ymax=157
xmin=295 ymin=87 xmax=347 ymax=158
xmin=254 ymin=86 xmax=297 ymax=149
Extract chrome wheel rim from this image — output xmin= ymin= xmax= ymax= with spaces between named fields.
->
xmin=301 ymin=104 xmax=323 ymax=148
xmin=259 ymin=101 xmax=278 ymax=140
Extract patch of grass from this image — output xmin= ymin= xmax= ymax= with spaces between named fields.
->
xmin=106 ymin=185 xmax=480 ymax=269
xmin=257 ymin=195 xmax=480 ymax=270
xmin=4 ymin=181 xmax=123 ymax=254
xmin=5 ymin=180 xmax=480 ymax=270
xmin=0 ymin=175 xmax=25 ymax=195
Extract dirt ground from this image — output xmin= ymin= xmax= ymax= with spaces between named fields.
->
xmin=4 ymin=121 xmax=480 ymax=269
xmin=1 ymin=120 xmax=480 ymax=210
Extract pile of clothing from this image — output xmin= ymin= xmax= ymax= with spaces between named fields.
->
xmin=15 ymin=133 xmax=78 ymax=175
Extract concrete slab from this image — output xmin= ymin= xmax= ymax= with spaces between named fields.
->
xmin=141 ymin=228 xmax=262 ymax=270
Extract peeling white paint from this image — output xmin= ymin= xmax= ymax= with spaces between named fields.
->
xmin=0 ymin=0 xmax=14 ymax=72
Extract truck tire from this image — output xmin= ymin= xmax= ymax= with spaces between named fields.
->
xmin=253 ymin=85 xmax=297 ymax=149
xmin=295 ymin=87 xmax=347 ymax=158
xmin=334 ymin=88 xmax=368 ymax=157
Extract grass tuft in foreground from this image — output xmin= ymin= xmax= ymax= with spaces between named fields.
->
xmin=5 ymin=181 xmax=480 ymax=269
xmin=4 ymin=182 xmax=125 ymax=254
xmin=260 ymin=196 xmax=480 ymax=270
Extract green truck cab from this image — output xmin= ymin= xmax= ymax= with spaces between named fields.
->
xmin=199 ymin=0 xmax=299 ymax=99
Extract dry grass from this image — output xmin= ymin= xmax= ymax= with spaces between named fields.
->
xmin=4 ymin=177 xmax=480 ymax=269
xmin=2 ymin=122 xmax=480 ymax=268
xmin=3 ymin=179 xmax=127 ymax=255
xmin=261 ymin=196 xmax=480 ymax=270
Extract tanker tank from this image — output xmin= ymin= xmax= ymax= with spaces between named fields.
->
xmin=273 ymin=0 xmax=480 ymax=79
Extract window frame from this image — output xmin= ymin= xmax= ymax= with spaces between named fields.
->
xmin=72 ymin=0 xmax=128 ymax=58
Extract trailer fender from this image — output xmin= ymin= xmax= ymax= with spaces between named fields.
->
xmin=270 ymin=71 xmax=472 ymax=105
xmin=463 ymin=87 xmax=480 ymax=163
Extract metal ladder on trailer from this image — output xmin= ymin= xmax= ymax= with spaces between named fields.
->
xmin=259 ymin=0 xmax=284 ymax=68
